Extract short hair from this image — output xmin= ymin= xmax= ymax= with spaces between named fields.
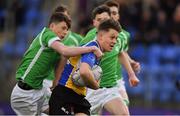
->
xmin=92 ymin=5 xmax=111 ymax=19
xmin=104 ymin=0 xmax=119 ymax=9
xmin=53 ymin=4 xmax=68 ymax=13
xmin=48 ymin=12 xmax=71 ymax=29
xmin=98 ymin=19 xmax=121 ymax=32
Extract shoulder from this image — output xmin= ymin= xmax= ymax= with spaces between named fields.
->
xmin=86 ymin=28 xmax=97 ymax=35
xmin=43 ymin=27 xmax=57 ymax=37
xmin=84 ymin=40 xmax=98 ymax=48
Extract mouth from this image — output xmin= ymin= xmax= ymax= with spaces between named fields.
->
xmin=60 ymin=35 xmax=65 ymax=39
xmin=110 ymin=44 xmax=115 ymax=49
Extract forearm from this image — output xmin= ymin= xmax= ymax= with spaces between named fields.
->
xmin=53 ymin=57 xmax=67 ymax=88
xmin=119 ymin=52 xmax=135 ymax=77
xmin=51 ymin=41 xmax=95 ymax=57
xmin=124 ymin=51 xmax=133 ymax=63
xmin=80 ymin=63 xmax=99 ymax=89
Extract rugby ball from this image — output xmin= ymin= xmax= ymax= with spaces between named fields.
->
xmin=72 ymin=65 xmax=102 ymax=87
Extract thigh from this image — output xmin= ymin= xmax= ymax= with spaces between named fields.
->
xmin=86 ymin=88 xmax=106 ymax=115
xmin=41 ymin=87 xmax=52 ymax=113
xmin=11 ymin=84 xmax=38 ymax=115
xmin=74 ymin=98 xmax=91 ymax=115
xmin=117 ymin=79 xmax=129 ymax=105
xmin=103 ymin=97 xmax=129 ymax=115
xmin=103 ymin=86 xmax=129 ymax=115
xmin=49 ymin=85 xmax=76 ymax=115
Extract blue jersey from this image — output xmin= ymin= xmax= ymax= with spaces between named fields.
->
xmin=58 ymin=40 xmax=101 ymax=96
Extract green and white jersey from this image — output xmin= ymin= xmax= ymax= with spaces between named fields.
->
xmin=80 ymin=28 xmax=97 ymax=45
xmin=116 ymin=29 xmax=130 ymax=80
xmin=16 ymin=27 xmax=61 ymax=89
xmin=80 ymin=28 xmax=130 ymax=87
xmin=45 ymin=31 xmax=83 ymax=80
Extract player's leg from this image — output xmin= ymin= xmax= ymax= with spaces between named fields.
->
xmin=118 ymin=79 xmax=130 ymax=106
xmin=85 ymin=88 xmax=105 ymax=115
xmin=11 ymin=84 xmax=39 ymax=115
xmin=41 ymin=79 xmax=53 ymax=114
xmin=103 ymin=97 xmax=129 ymax=115
xmin=102 ymin=86 xmax=129 ymax=115
xmin=49 ymin=85 xmax=71 ymax=115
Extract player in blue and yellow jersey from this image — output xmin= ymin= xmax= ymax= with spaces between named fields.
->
xmin=49 ymin=19 xmax=121 ymax=115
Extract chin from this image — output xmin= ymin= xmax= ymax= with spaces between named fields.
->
xmin=106 ymin=48 xmax=112 ymax=52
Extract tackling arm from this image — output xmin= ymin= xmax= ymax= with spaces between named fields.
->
xmin=50 ymin=41 xmax=103 ymax=58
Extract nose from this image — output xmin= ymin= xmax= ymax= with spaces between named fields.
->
xmin=113 ymin=38 xmax=117 ymax=44
xmin=63 ymin=30 xmax=68 ymax=37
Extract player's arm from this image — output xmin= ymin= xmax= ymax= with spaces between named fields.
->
xmin=124 ymin=52 xmax=141 ymax=73
xmin=79 ymin=51 xmax=100 ymax=90
xmin=119 ymin=51 xmax=139 ymax=87
xmin=50 ymin=41 xmax=102 ymax=58
xmin=79 ymin=62 xmax=99 ymax=90
xmin=51 ymin=56 xmax=67 ymax=90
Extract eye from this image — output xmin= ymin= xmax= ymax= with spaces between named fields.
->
xmin=62 ymin=26 xmax=67 ymax=30
xmin=111 ymin=11 xmax=118 ymax=15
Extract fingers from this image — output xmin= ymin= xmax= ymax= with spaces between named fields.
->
xmin=132 ymin=62 xmax=141 ymax=73
xmin=129 ymin=78 xmax=140 ymax=87
xmin=93 ymin=48 xmax=103 ymax=59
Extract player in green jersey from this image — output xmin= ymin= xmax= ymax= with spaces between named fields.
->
xmin=10 ymin=12 xmax=102 ymax=115
xmin=81 ymin=3 xmax=140 ymax=115
xmin=104 ymin=0 xmax=141 ymax=114
xmin=43 ymin=5 xmax=84 ymax=100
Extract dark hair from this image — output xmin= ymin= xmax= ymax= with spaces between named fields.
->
xmin=104 ymin=0 xmax=119 ymax=9
xmin=98 ymin=19 xmax=121 ymax=32
xmin=92 ymin=5 xmax=111 ymax=19
xmin=53 ymin=4 xmax=68 ymax=13
xmin=48 ymin=12 xmax=71 ymax=29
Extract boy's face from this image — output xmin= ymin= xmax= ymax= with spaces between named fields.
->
xmin=110 ymin=6 xmax=119 ymax=21
xmin=93 ymin=12 xmax=110 ymax=28
xmin=98 ymin=29 xmax=118 ymax=52
xmin=50 ymin=21 xmax=68 ymax=39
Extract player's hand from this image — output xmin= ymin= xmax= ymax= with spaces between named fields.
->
xmin=131 ymin=60 xmax=141 ymax=73
xmin=129 ymin=75 xmax=140 ymax=87
xmin=91 ymin=46 xmax=103 ymax=59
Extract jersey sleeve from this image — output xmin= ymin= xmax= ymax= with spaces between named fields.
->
xmin=123 ymin=31 xmax=130 ymax=52
xmin=81 ymin=53 xmax=96 ymax=68
xmin=80 ymin=41 xmax=98 ymax=68
xmin=42 ymin=28 xmax=61 ymax=47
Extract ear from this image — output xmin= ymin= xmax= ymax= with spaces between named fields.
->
xmin=97 ymin=31 xmax=103 ymax=40
xmin=49 ymin=23 xmax=55 ymax=29
xmin=93 ymin=19 xmax=96 ymax=27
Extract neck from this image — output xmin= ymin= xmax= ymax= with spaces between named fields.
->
xmin=96 ymin=39 xmax=104 ymax=52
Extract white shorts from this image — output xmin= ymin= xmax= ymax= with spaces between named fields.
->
xmin=117 ymin=78 xmax=129 ymax=105
xmin=11 ymin=84 xmax=49 ymax=115
xmin=117 ymin=78 xmax=126 ymax=91
xmin=42 ymin=79 xmax=53 ymax=109
xmin=43 ymin=79 xmax=53 ymax=88
xmin=86 ymin=85 xmax=122 ymax=115
xmin=86 ymin=79 xmax=129 ymax=114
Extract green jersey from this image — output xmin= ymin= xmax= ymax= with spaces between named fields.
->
xmin=16 ymin=27 xmax=61 ymax=89
xmin=116 ymin=29 xmax=130 ymax=80
xmin=80 ymin=28 xmax=97 ymax=45
xmin=80 ymin=28 xmax=130 ymax=87
xmin=45 ymin=31 xmax=83 ymax=80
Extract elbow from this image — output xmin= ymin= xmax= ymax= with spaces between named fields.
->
xmin=79 ymin=68 xmax=87 ymax=78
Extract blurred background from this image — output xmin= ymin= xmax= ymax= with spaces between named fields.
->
xmin=0 ymin=0 xmax=180 ymax=115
